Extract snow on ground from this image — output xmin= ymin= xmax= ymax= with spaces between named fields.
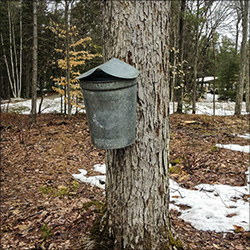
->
xmin=237 ymin=134 xmax=250 ymax=140
xmin=216 ymin=134 xmax=250 ymax=154
xmin=72 ymin=134 xmax=250 ymax=233
xmin=170 ymin=179 xmax=249 ymax=233
xmin=216 ymin=144 xmax=250 ymax=154
xmin=1 ymin=93 xmax=249 ymax=116
xmin=72 ymin=167 xmax=106 ymax=190
xmin=73 ymin=164 xmax=249 ymax=233
xmin=1 ymin=97 xmax=85 ymax=114
xmin=169 ymin=99 xmax=249 ymax=116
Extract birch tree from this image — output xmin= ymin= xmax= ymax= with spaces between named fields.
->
xmin=101 ymin=1 xmax=180 ymax=249
xmin=1 ymin=1 xmax=23 ymax=98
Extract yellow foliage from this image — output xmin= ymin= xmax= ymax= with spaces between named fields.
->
xmin=50 ymin=21 xmax=101 ymax=111
xmin=52 ymin=86 xmax=65 ymax=96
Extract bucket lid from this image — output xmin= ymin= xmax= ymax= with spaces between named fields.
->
xmin=77 ymin=58 xmax=140 ymax=81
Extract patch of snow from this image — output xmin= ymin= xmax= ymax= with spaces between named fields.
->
xmin=237 ymin=134 xmax=250 ymax=140
xmin=203 ymin=93 xmax=219 ymax=102
xmin=1 ymin=94 xmax=249 ymax=116
xmin=72 ymin=168 xmax=106 ymax=190
xmin=170 ymin=179 xmax=249 ymax=232
xmin=170 ymin=101 xmax=249 ymax=116
xmin=73 ymin=163 xmax=250 ymax=233
xmin=1 ymin=97 xmax=85 ymax=114
xmin=93 ymin=164 xmax=106 ymax=174
xmin=216 ymin=144 xmax=250 ymax=154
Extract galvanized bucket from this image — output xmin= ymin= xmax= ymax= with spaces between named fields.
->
xmin=78 ymin=58 xmax=140 ymax=149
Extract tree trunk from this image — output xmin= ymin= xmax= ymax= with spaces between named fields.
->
xmin=192 ymin=0 xmax=200 ymax=114
xmin=31 ymin=0 xmax=38 ymax=123
xmin=19 ymin=0 xmax=23 ymax=98
xmin=235 ymin=0 xmax=249 ymax=115
xmin=102 ymin=1 xmax=174 ymax=249
xmin=176 ymin=0 xmax=186 ymax=114
xmin=212 ymin=32 xmax=216 ymax=116
xmin=65 ymin=0 xmax=71 ymax=119
xmin=245 ymin=40 xmax=250 ymax=112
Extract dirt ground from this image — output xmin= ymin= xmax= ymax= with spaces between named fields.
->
xmin=0 ymin=112 xmax=249 ymax=249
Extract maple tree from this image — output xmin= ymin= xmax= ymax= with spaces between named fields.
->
xmin=49 ymin=21 xmax=100 ymax=115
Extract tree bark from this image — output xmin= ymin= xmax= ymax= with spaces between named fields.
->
xmin=176 ymin=0 xmax=186 ymax=114
xmin=235 ymin=0 xmax=249 ymax=115
xmin=31 ymin=0 xmax=38 ymax=123
xmin=102 ymin=1 xmax=174 ymax=249
xmin=19 ymin=0 xmax=23 ymax=98
xmin=65 ymin=0 xmax=72 ymax=119
xmin=245 ymin=40 xmax=250 ymax=112
xmin=192 ymin=0 xmax=200 ymax=114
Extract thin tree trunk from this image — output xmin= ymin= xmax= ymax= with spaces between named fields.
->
xmin=192 ymin=48 xmax=198 ymax=114
xmin=7 ymin=2 xmax=17 ymax=97
xmin=246 ymin=40 xmax=250 ymax=112
xmin=12 ymin=16 xmax=20 ymax=97
xmin=102 ymin=1 xmax=176 ymax=249
xmin=192 ymin=0 xmax=200 ymax=114
xmin=31 ymin=0 xmax=38 ymax=123
xmin=65 ymin=0 xmax=71 ymax=119
xmin=19 ymin=0 xmax=23 ymax=98
xmin=176 ymin=0 xmax=186 ymax=114
xmin=1 ymin=33 xmax=15 ymax=97
xmin=235 ymin=0 xmax=249 ymax=115
xmin=213 ymin=32 xmax=216 ymax=116
xmin=25 ymin=65 xmax=31 ymax=98
xmin=235 ymin=7 xmax=241 ymax=56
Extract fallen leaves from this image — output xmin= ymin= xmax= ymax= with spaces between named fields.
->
xmin=1 ymin=112 xmax=249 ymax=249
xmin=233 ymin=225 xmax=245 ymax=233
xmin=1 ymin=113 xmax=105 ymax=249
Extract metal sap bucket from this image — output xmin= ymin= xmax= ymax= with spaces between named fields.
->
xmin=78 ymin=58 xmax=140 ymax=149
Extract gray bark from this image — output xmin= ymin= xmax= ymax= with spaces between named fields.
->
xmin=235 ymin=0 xmax=249 ymax=115
xmin=245 ymin=40 xmax=250 ymax=112
xmin=102 ymin=1 xmax=173 ymax=249
xmin=176 ymin=0 xmax=186 ymax=114
xmin=31 ymin=0 xmax=38 ymax=122
xmin=65 ymin=0 xmax=72 ymax=119
xmin=2 ymin=1 xmax=23 ymax=98
xmin=191 ymin=0 xmax=200 ymax=114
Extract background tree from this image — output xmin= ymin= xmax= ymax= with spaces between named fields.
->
xmin=31 ymin=0 xmax=38 ymax=123
xmin=0 ymin=1 xmax=23 ymax=99
xmin=235 ymin=0 xmax=249 ymax=115
xmin=246 ymin=40 xmax=250 ymax=112
xmin=101 ymin=1 xmax=179 ymax=249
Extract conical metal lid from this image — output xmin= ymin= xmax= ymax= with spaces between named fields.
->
xmin=77 ymin=58 xmax=140 ymax=80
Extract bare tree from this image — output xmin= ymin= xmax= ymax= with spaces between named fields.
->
xmin=65 ymin=0 xmax=71 ymax=118
xmin=235 ymin=0 xmax=249 ymax=115
xmin=245 ymin=39 xmax=250 ymax=112
xmin=31 ymin=0 xmax=38 ymax=122
xmin=176 ymin=0 xmax=186 ymax=114
xmin=1 ymin=1 xmax=23 ymax=98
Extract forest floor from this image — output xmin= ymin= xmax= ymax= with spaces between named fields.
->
xmin=1 ymin=112 xmax=249 ymax=250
